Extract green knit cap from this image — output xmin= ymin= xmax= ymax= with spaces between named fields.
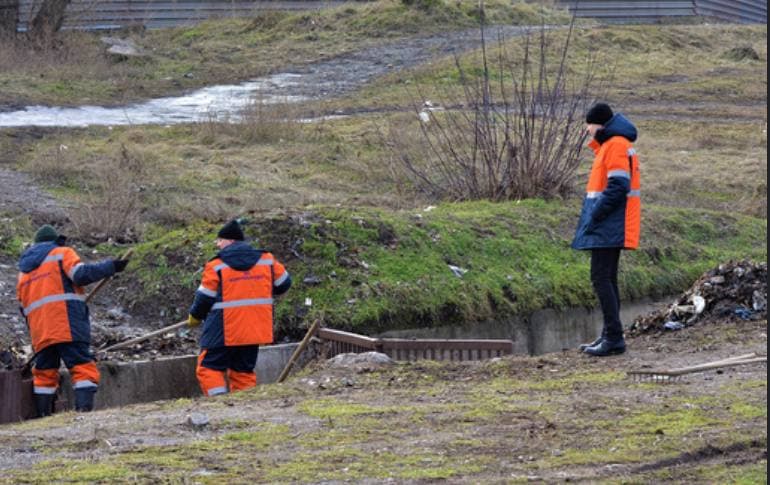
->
xmin=34 ymin=224 xmax=59 ymax=243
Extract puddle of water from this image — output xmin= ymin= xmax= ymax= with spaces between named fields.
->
xmin=0 ymin=73 xmax=309 ymax=128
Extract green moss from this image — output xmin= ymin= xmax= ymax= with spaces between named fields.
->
xmin=298 ymin=397 xmax=406 ymax=420
xmin=10 ymin=459 xmax=133 ymax=483
xmin=264 ymin=447 xmax=486 ymax=482
xmin=730 ymin=404 xmax=768 ymax=420
xmin=622 ymin=408 xmax=722 ymax=437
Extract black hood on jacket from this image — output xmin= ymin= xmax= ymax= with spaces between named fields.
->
xmin=595 ymin=113 xmax=638 ymax=144
xmin=18 ymin=242 xmax=58 ymax=273
xmin=218 ymin=241 xmax=265 ymax=271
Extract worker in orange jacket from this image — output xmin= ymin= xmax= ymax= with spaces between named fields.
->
xmin=16 ymin=225 xmax=129 ymax=416
xmin=188 ymin=220 xmax=291 ymax=396
xmin=572 ymin=103 xmax=641 ymax=357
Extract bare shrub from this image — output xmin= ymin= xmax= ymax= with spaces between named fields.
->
xmin=386 ymin=13 xmax=611 ymax=202
xmin=68 ymin=144 xmax=148 ymax=243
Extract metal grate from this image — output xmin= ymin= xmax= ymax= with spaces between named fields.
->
xmin=317 ymin=328 xmax=514 ymax=362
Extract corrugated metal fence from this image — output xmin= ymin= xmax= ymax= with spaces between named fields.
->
xmin=563 ymin=0 xmax=766 ymax=23
xmin=1 ymin=0 xmax=766 ymax=32
xmin=8 ymin=0 xmax=346 ymax=31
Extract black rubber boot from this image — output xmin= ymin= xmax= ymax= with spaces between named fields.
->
xmin=584 ymin=339 xmax=626 ymax=357
xmin=34 ymin=394 xmax=55 ymax=418
xmin=74 ymin=388 xmax=96 ymax=412
xmin=579 ymin=336 xmax=604 ymax=352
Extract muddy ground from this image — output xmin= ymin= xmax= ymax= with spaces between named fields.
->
xmin=0 ymin=317 xmax=765 ymax=483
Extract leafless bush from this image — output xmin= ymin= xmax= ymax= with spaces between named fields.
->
xmin=68 ymin=144 xmax=148 ymax=243
xmin=387 ymin=13 xmax=610 ymax=202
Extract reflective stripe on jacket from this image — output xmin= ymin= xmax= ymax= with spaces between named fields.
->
xmin=190 ymin=242 xmax=291 ymax=348
xmin=16 ymin=243 xmax=115 ymax=351
xmin=572 ymin=114 xmax=641 ymax=250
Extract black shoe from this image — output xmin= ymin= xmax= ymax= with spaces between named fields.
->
xmin=74 ymin=388 xmax=96 ymax=412
xmin=584 ymin=339 xmax=626 ymax=357
xmin=34 ymin=394 xmax=55 ymax=418
xmin=579 ymin=336 xmax=604 ymax=352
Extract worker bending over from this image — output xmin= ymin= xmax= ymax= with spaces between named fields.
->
xmin=16 ymin=225 xmax=129 ymax=416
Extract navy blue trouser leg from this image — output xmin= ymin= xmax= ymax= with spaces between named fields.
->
xmin=591 ymin=248 xmax=623 ymax=341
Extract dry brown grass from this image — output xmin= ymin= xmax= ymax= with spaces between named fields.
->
xmin=195 ymin=97 xmax=304 ymax=146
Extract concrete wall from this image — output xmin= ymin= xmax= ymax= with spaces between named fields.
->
xmin=378 ymin=298 xmax=664 ymax=355
xmin=59 ymin=342 xmax=298 ymax=411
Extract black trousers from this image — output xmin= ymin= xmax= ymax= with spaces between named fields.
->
xmin=590 ymin=248 xmax=623 ymax=341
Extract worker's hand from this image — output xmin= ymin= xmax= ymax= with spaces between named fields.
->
xmin=113 ymin=259 xmax=129 ymax=273
xmin=55 ymin=235 xmax=67 ymax=246
xmin=187 ymin=314 xmax=201 ymax=328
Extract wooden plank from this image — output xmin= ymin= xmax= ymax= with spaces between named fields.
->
xmin=316 ymin=328 xmax=379 ymax=350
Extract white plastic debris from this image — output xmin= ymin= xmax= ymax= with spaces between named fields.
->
xmin=448 ymin=265 xmax=468 ymax=278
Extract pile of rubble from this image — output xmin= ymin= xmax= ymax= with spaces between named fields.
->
xmin=631 ymin=260 xmax=767 ymax=334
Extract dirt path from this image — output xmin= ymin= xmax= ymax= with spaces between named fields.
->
xmin=0 ymin=318 xmax=765 ymax=482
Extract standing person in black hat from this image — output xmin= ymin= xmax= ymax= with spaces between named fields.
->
xmin=572 ymin=103 xmax=641 ymax=357
xmin=188 ymin=219 xmax=292 ymax=396
xmin=16 ymin=224 xmax=129 ymax=415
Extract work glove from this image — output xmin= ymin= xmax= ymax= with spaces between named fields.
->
xmin=55 ymin=235 xmax=67 ymax=246
xmin=113 ymin=259 xmax=129 ymax=273
xmin=188 ymin=314 xmax=201 ymax=328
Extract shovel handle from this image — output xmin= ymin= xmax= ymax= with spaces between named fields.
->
xmin=99 ymin=319 xmax=188 ymax=353
xmin=85 ymin=247 xmax=135 ymax=303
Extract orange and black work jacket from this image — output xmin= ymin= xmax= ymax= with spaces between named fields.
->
xmin=572 ymin=114 xmax=641 ymax=250
xmin=189 ymin=242 xmax=291 ymax=349
xmin=17 ymin=242 xmax=118 ymax=352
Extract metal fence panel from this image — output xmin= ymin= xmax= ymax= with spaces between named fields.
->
xmin=562 ymin=0 xmax=766 ymax=22
xmin=16 ymin=0 xmax=345 ymax=31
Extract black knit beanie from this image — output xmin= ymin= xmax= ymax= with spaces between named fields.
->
xmin=217 ymin=220 xmax=244 ymax=241
xmin=586 ymin=103 xmax=614 ymax=126
xmin=34 ymin=224 xmax=59 ymax=243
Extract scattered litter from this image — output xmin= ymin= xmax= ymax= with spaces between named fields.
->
xmin=631 ymin=260 xmax=767 ymax=333
xmin=734 ymin=306 xmax=753 ymax=320
xmin=663 ymin=321 xmax=685 ymax=331
xmin=303 ymin=275 xmax=322 ymax=285
xmin=448 ymin=264 xmax=468 ymax=278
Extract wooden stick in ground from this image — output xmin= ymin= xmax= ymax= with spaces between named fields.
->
xmin=85 ymin=247 xmax=135 ymax=303
xmin=98 ymin=320 xmax=188 ymax=353
xmin=277 ymin=319 xmax=321 ymax=383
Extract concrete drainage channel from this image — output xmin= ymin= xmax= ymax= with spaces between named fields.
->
xmin=0 ymin=298 xmax=665 ymax=424
xmin=0 ymin=343 xmax=299 ymax=424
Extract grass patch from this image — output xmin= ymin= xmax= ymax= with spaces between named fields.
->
xmin=343 ymin=23 xmax=767 ymax=111
xmin=8 ymin=459 xmax=133 ymax=483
